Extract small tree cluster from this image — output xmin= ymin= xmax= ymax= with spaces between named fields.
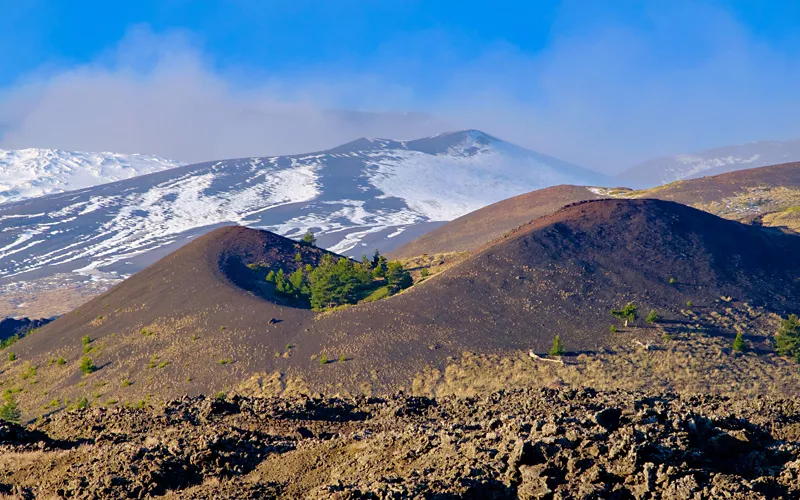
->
xmin=775 ymin=314 xmax=800 ymax=361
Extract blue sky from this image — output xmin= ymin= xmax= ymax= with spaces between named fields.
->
xmin=1 ymin=1 xmax=799 ymax=170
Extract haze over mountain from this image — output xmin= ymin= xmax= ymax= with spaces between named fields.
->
xmin=0 ymin=130 xmax=608 ymax=293
xmin=618 ymin=138 xmax=800 ymax=187
xmin=0 ymin=148 xmax=183 ymax=204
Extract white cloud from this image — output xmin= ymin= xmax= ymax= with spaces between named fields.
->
xmin=1 ymin=9 xmax=800 ymax=172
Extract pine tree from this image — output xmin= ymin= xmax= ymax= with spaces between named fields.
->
xmin=274 ymin=269 xmax=292 ymax=295
xmin=300 ymin=230 xmax=316 ymax=247
xmin=372 ymin=256 xmax=388 ymax=278
xmin=289 ymin=269 xmax=309 ymax=298
xmin=371 ymin=249 xmax=381 ymax=269
xmin=775 ymin=314 xmax=800 ymax=361
xmin=732 ymin=332 xmax=747 ymax=352
xmin=0 ymin=392 xmax=20 ymax=423
xmin=295 ymin=252 xmax=303 ymax=263
xmin=611 ymin=303 xmax=638 ymax=327
xmin=549 ymin=335 xmax=565 ymax=357
xmin=386 ymin=261 xmax=412 ymax=293
xmin=265 ymin=270 xmax=275 ymax=282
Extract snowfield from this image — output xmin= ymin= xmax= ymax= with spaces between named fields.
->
xmin=0 ymin=130 xmax=609 ymax=287
xmin=0 ymin=148 xmax=184 ymax=204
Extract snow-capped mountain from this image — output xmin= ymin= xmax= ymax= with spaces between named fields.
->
xmin=0 ymin=148 xmax=184 ymax=204
xmin=618 ymin=138 xmax=800 ymax=188
xmin=0 ymin=130 xmax=608 ymax=288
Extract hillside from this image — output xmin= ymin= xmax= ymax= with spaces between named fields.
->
xmin=618 ymin=138 xmax=800 ymax=187
xmin=390 ymin=184 xmax=601 ymax=259
xmin=392 ymin=162 xmax=800 ymax=258
xmin=0 ymin=130 xmax=608 ymax=317
xmin=3 ymin=199 xmax=799 ymax=419
xmin=0 ymin=148 xmax=183 ymax=204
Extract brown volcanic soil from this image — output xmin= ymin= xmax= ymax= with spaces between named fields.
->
xmin=632 ymin=162 xmax=800 ymax=206
xmin=390 ymin=184 xmax=601 ymax=259
xmin=4 ymin=199 xmax=800 ymax=417
xmin=390 ymin=162 xmax=800 ymax=258
xmin=4 ymin=389 xmax=800 ymax=498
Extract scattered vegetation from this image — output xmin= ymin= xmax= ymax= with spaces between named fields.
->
xmin=775 ymin=314 xmax=800 ymax=361
xmin=319 ymin=354 xmax=329 ymax=365
xmin=420 ymin=268 xmax=430 ymax=278
xmin=56 ymin=357 xmax=66 ymax=366
xmin=7 ymin=352 xmax=16 ymax=362
xmin=339 ymin=355 xmax=347 ymax=362
xmin=609 ymin=325 xmax=617 ymax=333
xmin=214 ymin=391 xmax=227 ymax=401
xmin=218 ymin=358 xmax=232 ymax=365
xmin=140 ymin=328 xmax=154 ymax=337
xmin=79 ymin=356 xmax=96 ymax=375
xmin=549 ymin=335 xmax=565 ymax=357
xmin=121 ymin=379 xmax=133 ymax=388
xmin=645 ymin=310 xmax=659 ymax=324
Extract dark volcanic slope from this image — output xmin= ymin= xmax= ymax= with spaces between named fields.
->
xmin=391 ymin=162 xmax=800 ymax=258
xmin=389 ymin=184 xmax=601 ymax=259
xmin=11 ymin=199 xmax=800 ymax=403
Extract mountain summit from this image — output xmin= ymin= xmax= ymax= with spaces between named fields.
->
xmin=0 ymin=130 xmax=608 ymax=294
xmin=619 ymin=138 xmax=800 ymax=187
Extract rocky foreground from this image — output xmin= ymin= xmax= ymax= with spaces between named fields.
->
xmin=3 ymin=388 xmax=800 ymax=499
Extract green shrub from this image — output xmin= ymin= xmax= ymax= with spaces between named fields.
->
xmin=686 ymin=300 xmax=693 ymax=308
xmin=319 ymin=354 xmax=329 ymax=365
xmin=81 ymin=335 xmax=90 ymax=346
xmin=7 ymin=352 xmax=15 ymax=362
xmin=645 ymin=310 xmax=659 ymax=324
xmin=775 ymin=314 xmax=800 ymax=361
xmin=609 ymin=325 xmax=617 ymax=333
xmin=56 ymin=357 xmax=66 ymax=366
xmin=420 ymin=268 xmax=430 ymax=278
xmin=214 ymin=391 xmax=227 ymax=401
xmin=79 ymin=356 xmax=96 ymax=375
xmin=339 ymin=355 xmax=347 ymax=362
xmin=121 ymin=379 xmax=132 ymax=388
xmin=549 ymin=335 xmax=565 ymax=357
xmin=295 ymin=252 xmax=303 ymax=262
xmin=49 ymin=398 xmax=59 ymax=408
xmin=669 ymin=277 xmax=676 ymax=284
xmin=732 ymin=332 xmax=747 ymax=352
